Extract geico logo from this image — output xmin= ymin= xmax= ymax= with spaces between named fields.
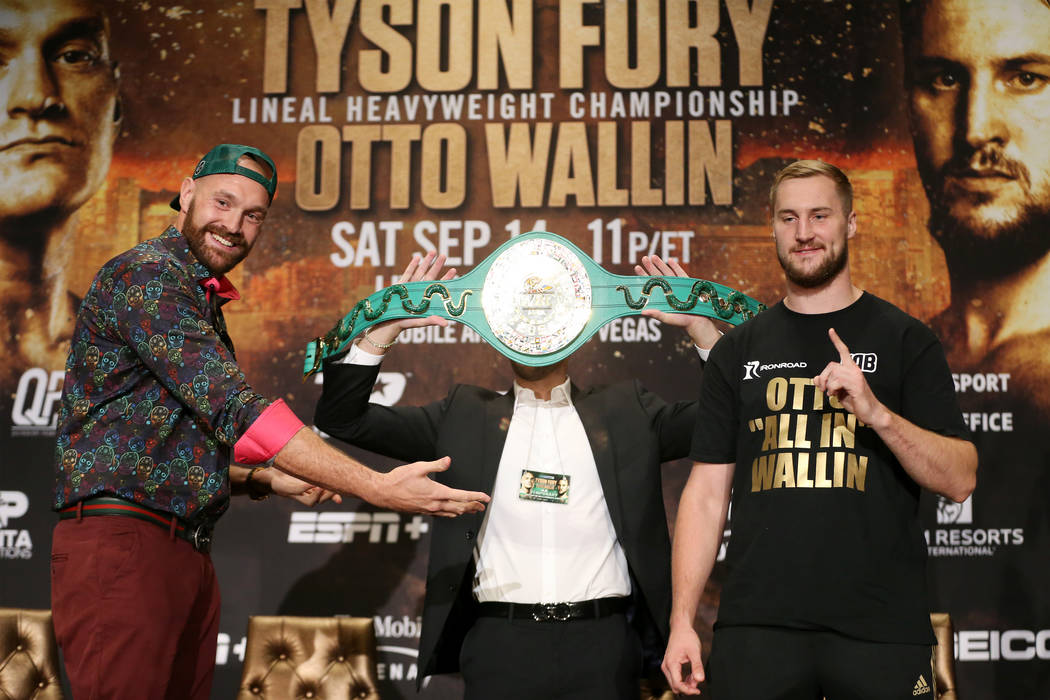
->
xmin=11 ymin=369 xmax=64 ymax=427
xmin=288 ymin=512 xmax=429 ymax=543
xmin=0 ymin=491 xmax=29 ymax=527
xmin=957 ymin=629 xmax=1050 ymax=661
xmin=374 ymin=615 xmax=422 ymax=639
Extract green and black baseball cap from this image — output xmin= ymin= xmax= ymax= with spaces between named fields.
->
xmin=170 ymin=143 xmax=278 ymax=211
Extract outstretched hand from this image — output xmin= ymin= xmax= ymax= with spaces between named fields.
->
xmin=376 ymin=457 xmax=490 ymax=517
xmin=812 ymin=328 xmax=887 ymax=427
xmin=359 ymin=251 xmax=456 ymax=350
xmin=635 ymin=254 xmax=722 ymax=350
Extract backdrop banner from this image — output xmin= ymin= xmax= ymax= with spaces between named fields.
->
xmin=1 ymin=1 xmax=1045 ymax=697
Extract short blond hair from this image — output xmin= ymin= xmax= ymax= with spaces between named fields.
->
xmin=769 ymin=160 xmax=853 ymax=214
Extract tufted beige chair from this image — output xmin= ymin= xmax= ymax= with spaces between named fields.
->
xmin=0 ymin=609 xmax=64 ymax=699
xmin=237 ymin=616 xmax=380 ymax=700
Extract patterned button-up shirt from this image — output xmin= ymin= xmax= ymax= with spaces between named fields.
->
xmin=53 ymin=227 xmax=300 ymax=524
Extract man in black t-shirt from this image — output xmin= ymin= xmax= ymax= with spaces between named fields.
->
xmin=662 ymin=160 xmax=977 ymax=699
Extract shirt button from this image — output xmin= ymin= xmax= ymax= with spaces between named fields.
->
xmin=465 ymin=530 xmax=475 ymax=540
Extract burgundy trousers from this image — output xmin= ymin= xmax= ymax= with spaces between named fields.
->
xmin=51 ymin=516 xmax=221 ymax=700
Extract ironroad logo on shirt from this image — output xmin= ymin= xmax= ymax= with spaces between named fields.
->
xmin=741 ymin=360 xmax=808 ymax=381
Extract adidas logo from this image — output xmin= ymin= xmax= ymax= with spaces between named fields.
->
xmin=912 ymin=674 xmax=932 ymax=695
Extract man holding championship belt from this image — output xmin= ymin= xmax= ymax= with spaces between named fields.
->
xmin=314 ymin=248 xmax=721 ymax=700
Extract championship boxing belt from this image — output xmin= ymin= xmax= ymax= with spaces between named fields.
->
xmin=303 ymin=231 xmax=765 ymax=375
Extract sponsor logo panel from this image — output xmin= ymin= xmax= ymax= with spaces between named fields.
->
xmin=925 ymin=494 xmax=1023 ymax=558
xmin=0 ymin=490 xmax=33 ymax=559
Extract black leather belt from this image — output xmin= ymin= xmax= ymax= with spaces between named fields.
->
xmin=58 ymin=496 xmax=214 ymax=554
xmin=476 ymin=597 xmax=629 ymax=623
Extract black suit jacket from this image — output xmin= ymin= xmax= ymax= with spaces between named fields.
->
xmin=314 ymin=359 xmax=696 ymax=684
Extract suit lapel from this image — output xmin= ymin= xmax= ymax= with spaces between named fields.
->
xmin=573 ymin=384 xmax=625 ymax=535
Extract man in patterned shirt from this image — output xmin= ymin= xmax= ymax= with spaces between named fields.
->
xmin=50 ymin=143 xmax=490 ymax=700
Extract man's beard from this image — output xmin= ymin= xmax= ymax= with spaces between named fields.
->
xmin=928 ymin=201 xmax=1050 ymax=280
xmin=777 ymin=240 xmax=849 ymax=289
xmin=923 ymin=145 xmax=1050 ymax=279
xmin=182 ymin=202 xmax=248 ymax=276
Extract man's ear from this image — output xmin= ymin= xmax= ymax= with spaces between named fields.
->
xmin=178 ymin=177 xmax=195 ymax=211
xmin=846 ymin=210 xmax=857 ymax=239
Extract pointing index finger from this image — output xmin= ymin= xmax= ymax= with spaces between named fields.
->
xmin=828 ymin=327 xmax=852 ymax=364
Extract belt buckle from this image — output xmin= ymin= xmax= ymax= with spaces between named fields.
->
xmin=191 ymin=523 xmax=212 ymax=554
xmin=532 ymin=603 xmax=571 ymax=622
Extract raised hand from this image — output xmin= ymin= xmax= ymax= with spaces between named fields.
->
xmin=812 ymin=328 xmax=887 ymax=427
xmin=635 ymin=254 xmax=722 ymax=349
xmin=361 ymin=250 xmax=457 ymax=351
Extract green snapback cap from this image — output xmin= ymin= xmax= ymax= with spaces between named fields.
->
xmin=170 ymin=143 xmax=278 ymax=211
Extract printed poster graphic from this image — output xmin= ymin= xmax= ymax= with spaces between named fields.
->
xmin=1 ymin=1 xmax=1046 ymax=696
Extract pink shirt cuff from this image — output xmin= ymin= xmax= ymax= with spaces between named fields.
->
xmin=233 ymin=399 xmax=304 ymax=464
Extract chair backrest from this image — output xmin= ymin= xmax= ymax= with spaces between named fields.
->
xmin=930 ymin=612 xmax=957 ymax=700
xmin=237 ymin=615 xmax=380 ymax=700
xmin=0 ymin=608 xmax=64 ymax=700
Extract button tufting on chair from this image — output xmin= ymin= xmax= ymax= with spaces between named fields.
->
xmin=236 ymin=616 xmax=381 ymax=700
xmin=0 ymin=609 xmax=64 ymax=700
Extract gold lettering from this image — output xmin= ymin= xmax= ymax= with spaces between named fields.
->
xmin=597 ymin=122 xmax=628 ymax=206
xmin=688 ymin=120 xmax=732 ymax=205
xmin=796 ymin=452 xmax=813 ymax=487
xmin=548 ymin=122 xmax=595 ymax=206
xmin=419 ymin=123 xmax=466 ymax=208
xmin=304 ymin=0 xmax=358 ymax=93
xmin=761 ymin=414 xmax=779 ymax=452
xmin=833 ymin=413 xmax=856 ymax=448
xmin=605 ymin=0 xmax=661 ymax=88
xmin=359 ymin=0 xmax=413 ymax=92
xmin=777 ymin=413 xmax=794 ymax=449
xmin=829 ymin=393 xmax=843 ymax=410
xmin=814 ymin=452 xmax=832 ymax=487
xmin=417 ymin=0 xmax=473 ymax=91
xmin=813 ymin=385 xmax=825 ymax=411
xmin=667 ymin=0 xmax=720 ymax=86
xmin=664 ymin=121 xmax=685 ymax=205
xmin=631 ymin=121 xmax=662 ymax=205
xmin=258 ymin=0 xmax=301 ymax=94
xmin=342 ymin=125 xmax=382 ymax=209
xmin=559 ymin=0 xmax=601 ymax=89
xmin=788 ymin=377 xmax=811 ymax=410
xmin=833 ymin=450 xmax=845 ymax=487
xmin=296 ymin=125 xmax=341 ymax=211
xmin=793 ymin=414 xmax=811 ymax=449
xmin=751 ymin=454 xmax=774 ymax=492
xmin=819 ymin=413 xmax=832 ymax=447
xmin=725 ymin=0 xmax=773 ymax=85
xmin=846 ymin=453 xmax=868 ymax=491
xmin=384 ymin=125 xmax=422 ymax=209
xmin=477 ymin=0 xmax=533 ymax=90
xmin=766 ymin=377 xmax=787 ymax=411
xmin=772 ymin=452 xmax=795 ymax=488
xmin=485 ymin=123 xmax=553 ymax=207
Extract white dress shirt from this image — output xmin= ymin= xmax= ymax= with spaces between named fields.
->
xmin=344 ymin=337 xmax=713 ymax=604
xmin=471 ymin=378 xmax=631 ymax=604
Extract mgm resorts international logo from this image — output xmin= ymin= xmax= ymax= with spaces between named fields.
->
xmin=925 ymin=494 xmax=1023 ymax=558
xmin=0 ymin=491 xmax=33 ymax=559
